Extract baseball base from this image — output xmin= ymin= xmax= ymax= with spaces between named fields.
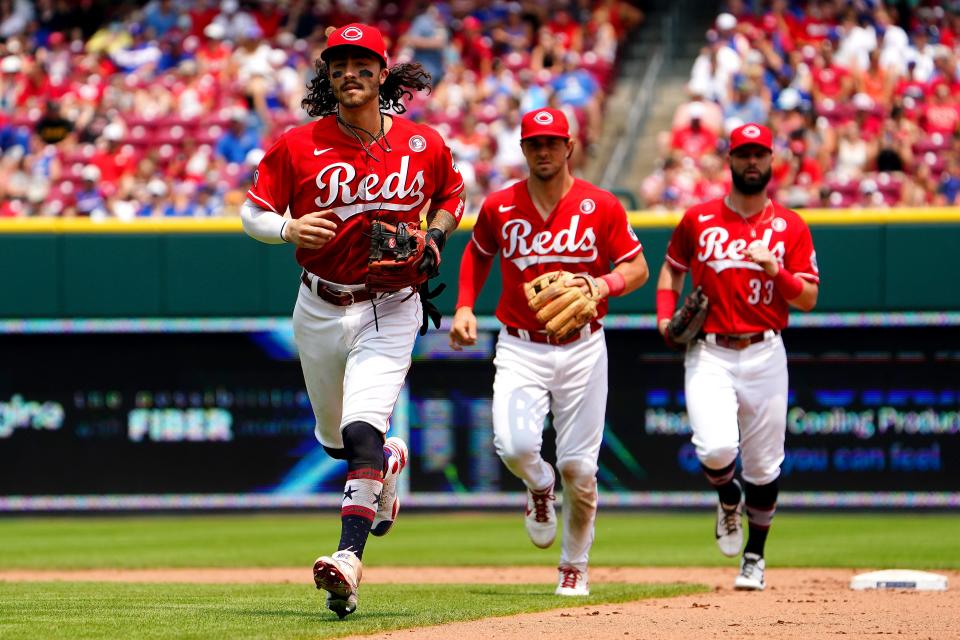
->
xmin=849 ymin=569 xmax=948 ymax=591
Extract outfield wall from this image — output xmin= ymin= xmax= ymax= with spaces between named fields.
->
xmin=1 ymin=209 xmax=959 ymax=318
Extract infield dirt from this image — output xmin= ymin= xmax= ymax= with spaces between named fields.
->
xmin=3 ymin=566 xmax=957 ymax=639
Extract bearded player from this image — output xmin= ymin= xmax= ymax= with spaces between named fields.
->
xmin=449 ymin=108 xmax=649 ymax=596
xmin=656 ymin=123 xmax=820 ymax=591
xmin=240 ymin=24 xmax=464 ymax=618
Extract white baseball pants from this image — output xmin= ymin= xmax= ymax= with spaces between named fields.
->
xmin=684 ymin=334 xmax=788 ymax=485
xmin=492 ymin=328 xmax=607 ymax=571
xmin=292 ymin=283 xmax=421 ymax=449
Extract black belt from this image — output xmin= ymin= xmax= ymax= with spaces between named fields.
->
xmin=300 ymin=272 xmax=374 ymax=306
xmin=505 ymin=320 xmax=603 ymax=346
xmin=700 ymin=330 xmax=778 ymax=350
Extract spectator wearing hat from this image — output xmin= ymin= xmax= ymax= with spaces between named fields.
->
xmin=137 ymin=178 xmax=169 ymax=217
xmin=673 ymin=85 xmax=725 ymax=136
xmin=35 ymin=100 xmax=74 ymax=145
xmin=90 ymin=122 xmax=137 ymax=190
xmin=0 ymin=55 xmax=24 ymax=111
xmin=454 ymin=15 xmax=494 ymax=77
xmin=73 ymin=165 xmax=110 ymax=219
xmin=671 ymin=101 xmax=720 ymax=160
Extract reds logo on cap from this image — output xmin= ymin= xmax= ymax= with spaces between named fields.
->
xmin=322 ymin=23 xmax=388 ymax=66
xmin=520 ymin=108 xmax=570 ymax=140
xmin=729 ymin=122 xmax=773 ymax=153
xmin=533 ymin=111 xmax=554 ymax=125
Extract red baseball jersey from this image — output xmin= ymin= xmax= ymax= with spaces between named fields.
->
xmin=247 ymin=115 xmax=464 ymax=284
xmin=666 ymin=197 xmax=819 ymax=334
xmin=473 ymin=178 xmax=643 ymax=330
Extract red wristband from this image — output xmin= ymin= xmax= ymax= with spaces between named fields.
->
xmin=600 ymin=272 xmax=626 ymax=297
xmin=773 ymin=267 xmax=804 ymax=300
xmin=656 ymin=289 xmax=679 ymax=323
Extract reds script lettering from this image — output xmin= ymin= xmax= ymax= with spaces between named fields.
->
xmin=315 ymin=155 xmax=426 ymax=218
xmin=502 ymin=215 xmax=598 ymax=270
xmin=697 ymin=227 xmax=786 ymax=273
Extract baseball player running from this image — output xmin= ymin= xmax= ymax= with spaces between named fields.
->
xmin=240 ymin=23 xmax=464 ymax=618
xmin=655 ymin=123 xmax=819 ymax=591
xmin=449 ymin=108 xmax=649 ymax=596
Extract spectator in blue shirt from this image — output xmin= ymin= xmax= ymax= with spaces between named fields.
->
xmin=144 ymin=0 xmax=179 ymax=38
xmin=724 ymin=77 xmax=769 ymax=132
xmin=215 ymin=109 xmax=261 ymax=164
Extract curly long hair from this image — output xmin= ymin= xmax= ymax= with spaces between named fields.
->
xmin=302 ymin=61 xmax=433 ymax=117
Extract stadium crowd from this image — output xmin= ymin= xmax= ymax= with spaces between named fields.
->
xmin=642 ymin=0 xmax=960 ymax=209
xmin=0 ymin=0 xmax=640 ymax=218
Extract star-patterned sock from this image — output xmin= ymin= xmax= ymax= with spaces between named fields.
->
xmin=337 ymin=469 xmax=382 ymax=560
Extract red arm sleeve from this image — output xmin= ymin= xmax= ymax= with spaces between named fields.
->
xmin=456 ymin=240 xmax=495 ymax=309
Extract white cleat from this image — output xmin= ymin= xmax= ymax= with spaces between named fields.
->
xmin=555 ymin=566 xmax=590 ymax=596
xmin=524 ymin=468 xmax=557 ymax=549
xmin=715 ymin=481 xmax=744 ymax=558
xmin=734 ymin=552 xmax=766 ymax=591
xmin=313 ymin=549 xmax=362 ymax=618
xmin=371 ymin=437 xmax=408 ymax=537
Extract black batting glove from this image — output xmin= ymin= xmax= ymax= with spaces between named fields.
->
xmin=419 ymin=228 xmax=446 ymax=279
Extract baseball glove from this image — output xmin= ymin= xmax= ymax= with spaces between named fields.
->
xmin=524 ymin=270 xmax=600 ymax=340
xmin=366 ymin=221 xmax=441 ymax=293
xmin=665 ymin=286 xmax=709 ymax=348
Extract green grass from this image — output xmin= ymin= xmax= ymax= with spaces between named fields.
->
xmin=0 ymin=581 xmax=700 ymax=640
xmin=0 ymin=512 xmax=958 ymax=570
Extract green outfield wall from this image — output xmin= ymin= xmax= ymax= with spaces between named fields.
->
xmin=1 ymin=210 xmax=957 ymax=318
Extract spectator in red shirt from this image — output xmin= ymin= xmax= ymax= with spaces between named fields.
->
xmin=547 ymin=10 xmax=583 ymax=54
xmin=671 ymin=102 xmax=719 ymax=159
xmin=454 ymin=16 xmax=493 ymax=77
xmin=810 ymin=40 xmax=853 ymax=103
xmin=922 ymin=82 xmax=960 ymax=135
xmin=774 ymin=130 xmax=823 ymax=208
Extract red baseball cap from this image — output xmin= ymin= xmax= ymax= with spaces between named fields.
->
xmin=321 ymin=23 xmax=388 ymax=67
xmin=729 ymin=123 xmax=773 ymax=153
xmin=520 ymin=108 xmax=570 ymax=141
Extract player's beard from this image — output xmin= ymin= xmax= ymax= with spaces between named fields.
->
xmin=731 ymin=166 xmax=772 ymax=195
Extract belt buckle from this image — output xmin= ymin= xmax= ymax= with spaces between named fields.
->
xmin=324 ymin=286 xmax=354 ymax=305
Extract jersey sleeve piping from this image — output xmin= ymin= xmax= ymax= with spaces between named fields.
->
xmin=795 ymin=272 xmax=820 ymax=283
xmin=471 ymin=235 xmax=496 ymax=256
xmin=247 ymin=191 xmax=278 ymax=214
xmin=665 ymin=254 xmax=690 ymax=272
xmin=613 ymin=244 xmax=643 ymax=265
